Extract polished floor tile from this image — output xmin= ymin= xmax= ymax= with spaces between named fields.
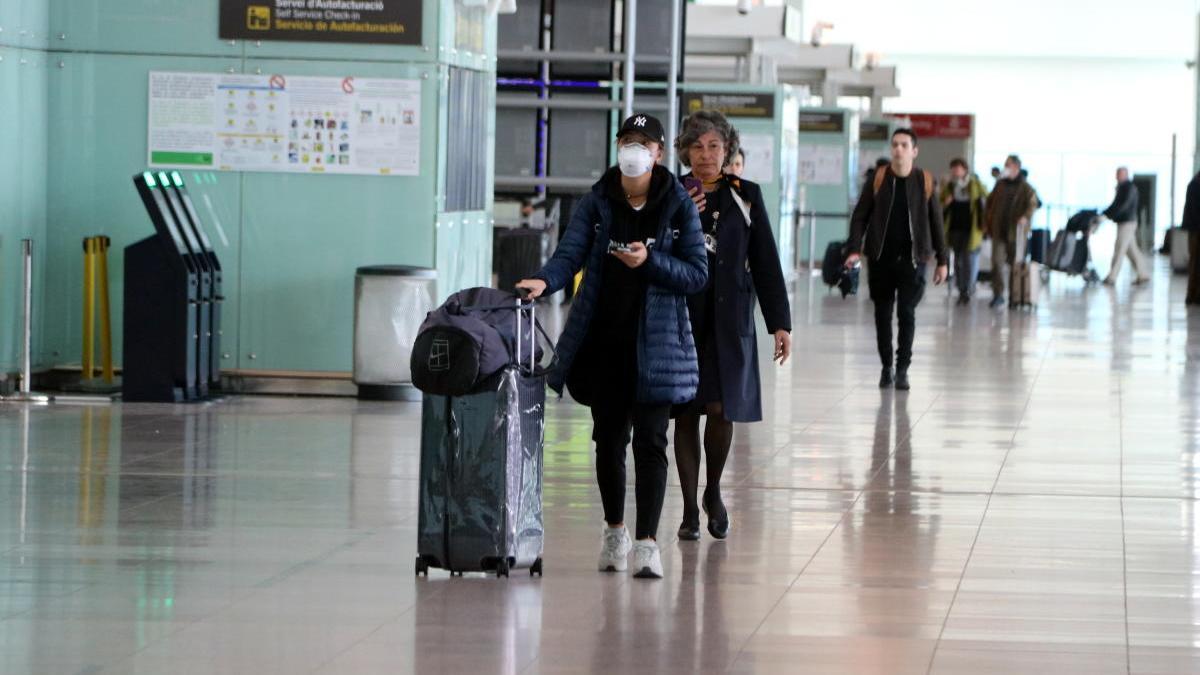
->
xmin=1 ymin=259 xmax=1199 ymax=674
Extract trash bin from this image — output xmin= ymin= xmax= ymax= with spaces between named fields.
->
xmin=353 ymin=265 xmax=437 ymax=401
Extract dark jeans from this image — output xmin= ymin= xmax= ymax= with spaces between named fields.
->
xmin=868 ymin=257 xmax=927 ymax=370
xmin=591 ymin=400 xmax=671 ymax=540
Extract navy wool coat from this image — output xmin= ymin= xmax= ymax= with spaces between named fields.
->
xmin=684 ymin=174 xmax=792 ymax=423
xmin=533 ymin=172 xmax=709 ymax=405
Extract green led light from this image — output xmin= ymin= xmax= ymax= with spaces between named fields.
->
xmin=157 ymin=172 xmax=170 ymax=187
xmin=143 ymin=172 xmax=157 ymax=188
xmin=171 ymin=172 xmax=183 ymax=187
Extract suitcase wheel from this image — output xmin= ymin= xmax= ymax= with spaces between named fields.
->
xmin=530 ymin=558 xmax=543 ymax=577
xmin=415 ymin=556 xmax=429 ymax=577
xmin=451 ymin=571 xmax=464 ymax=577
xmin=495 ymin=559 xmax=510 ymax=578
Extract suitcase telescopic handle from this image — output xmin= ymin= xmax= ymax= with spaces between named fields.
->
xmin=514 ymin=294 xmax=536 ymax=373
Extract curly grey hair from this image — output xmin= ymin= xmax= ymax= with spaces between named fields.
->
xmin=674 ymin=109 xmax=740 ymax=170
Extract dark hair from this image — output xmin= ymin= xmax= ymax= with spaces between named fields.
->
xmin=990 ymin=166 xmax=1001 ymax=175
xmin=736 ymin=148 xmax=745 ymax=160
xmin=674 ymin=109 xmax=740 ymax=169
xmin=892 ymin=128 xmax=918 ymax=146
xmin=950 ymin=158 xmax=968 ymax=170
xmin=1006 ymin=154 xmax=1022 ymax=168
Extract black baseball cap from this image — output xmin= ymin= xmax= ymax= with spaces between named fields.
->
xmin=616 ymin=113 xmax=666 ymax=146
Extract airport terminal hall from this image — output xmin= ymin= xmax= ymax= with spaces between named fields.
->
xmin=6 ymin=0 xmax=1200 ymax=673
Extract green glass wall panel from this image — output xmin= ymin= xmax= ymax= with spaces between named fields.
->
xmin=48 ymin=1 xmax=241 ymax=56
xmin=0 ymin=46 xmax=49 ymax=372
xmin=234 ymin=58 xmax=437 ymax=372
xmin=44 ymin=54 xmax=244 ymax=368
xmin=0 ymin=0 xmax=49 ymax=49
xmin=6 ymin=0 xmax=495 ymax=378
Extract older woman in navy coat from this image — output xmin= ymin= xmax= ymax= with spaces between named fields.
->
xmin=673 ymin=110 xmax=793 ymax=541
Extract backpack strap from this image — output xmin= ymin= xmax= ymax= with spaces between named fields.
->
xmin=872 ymin=167 xmax=887 ymax=195
xmin=923 ymin=170 xmax=934 ymax=202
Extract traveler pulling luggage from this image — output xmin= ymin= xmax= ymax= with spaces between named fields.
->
xmin=413 ymin=289 xmax=549 ymax=578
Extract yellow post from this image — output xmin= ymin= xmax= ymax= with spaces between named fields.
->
xmin=96 ymin=236 xmax=114 ymax=383
xmin=81 ymin=237 xmax=96 ymax=380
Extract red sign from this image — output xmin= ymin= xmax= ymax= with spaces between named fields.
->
xmin=341 ymin=77 xmax=355 ymax=94
xmin=268 ymin=74 xmax=286 ymax=90
xmin=887 ymin=113 xmax=973 ymax=140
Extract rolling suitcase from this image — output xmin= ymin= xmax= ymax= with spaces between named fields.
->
xmin=415 ymin=298 xmax=546 ymax=578
xmin=1170 ymin=227 xmax=1190 ymax=274
xmin=1010 ymin=260 xmax=1041 ymax=309
xmin=1048 ymin=230 xmax=1076 ymax=272
xmin=1029 ymin=229 xmax=1050 ymax=264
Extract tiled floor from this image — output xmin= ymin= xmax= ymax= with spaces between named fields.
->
xmin=2 ymin=257 xmax=1199 ymax=674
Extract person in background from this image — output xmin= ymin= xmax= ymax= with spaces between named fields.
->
xmin=941 ymin=158 xmax=988 ymax=306
xmin=846 ymin=129 xmax=948 ymax=391
xmin=516 ymin=113 xmax=708 ymax=580
xmin=1182 ymin=169 xmax=1200 ymax=306
xmin=728 ymin=148 xmax=746 ymax=177
xmin=983 ymin=155 xmax=1039 ymax=309
xmin=990 ymin=166 xmax=1002 ymax=186
xmin=672 ymin=110 xmax=792 ymax=542
xmin=1101 ymin=166 xmax=1150 ymax=287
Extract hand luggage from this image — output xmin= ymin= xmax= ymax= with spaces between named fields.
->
xmin=1029 ymin=229 xmax=1050 ymax=264
xmin=1170 ymin=227 xmax=1191 ymax=274
xmin=1010 ymin=260 xmax=1041 ymax=309
xmin=1066 ymin=209 xmax=1100 ymax=233
xmin=822 ymin=241 xmax=846 ymax=287
xmin=411 ymin=287 xmax=546 ymax=396
xmin=1048 ymin=230 xmax=1078 ymax=273
xmin=415 ymin=296 xmax=547 ymax=578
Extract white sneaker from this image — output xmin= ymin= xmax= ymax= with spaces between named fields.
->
xmin=598 ymin=525 xmax=632 ymax=572
xmin=631 ymin=540 xmax=663 ymax=579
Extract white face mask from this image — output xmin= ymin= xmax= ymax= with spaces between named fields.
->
xmin=617 ymin=143 xmax=654 ymax=177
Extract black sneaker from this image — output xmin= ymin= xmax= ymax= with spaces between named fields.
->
xmin=879 ymin=367 xmax=894 ymax=388
xmin=989 ymin=297 xmax=1006 ymax=309
xmin=895 ymin=369 xmax=910 ymax=391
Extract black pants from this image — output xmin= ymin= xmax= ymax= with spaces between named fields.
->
xmin=868 ymin=257 xmax=926 ymax=370
xmin=591 ymin=400 xmax=671 ymax=540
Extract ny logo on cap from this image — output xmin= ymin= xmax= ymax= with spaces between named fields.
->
xmin=634 ymin=116 xmax=647 ymax=127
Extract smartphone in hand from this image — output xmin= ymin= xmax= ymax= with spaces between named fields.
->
xmin=683 ymin=176 xmax=703 ymax=194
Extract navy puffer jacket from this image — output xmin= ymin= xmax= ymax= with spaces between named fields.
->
xmin=533 ymin=168 xmax=708 ymax=405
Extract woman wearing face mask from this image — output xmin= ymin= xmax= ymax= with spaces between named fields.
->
xmin=517 ymin=114 xmax=707 ymax=580
xmin=673 ymin=110 xmax=792 ymax=541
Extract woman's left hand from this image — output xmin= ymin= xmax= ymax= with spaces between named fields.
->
xmin=773 ymin=330 xmax=791 ymax=365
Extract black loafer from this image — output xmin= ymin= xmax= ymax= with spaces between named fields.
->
xmin=702 ymin=489 xmax=729 ymax=540
xmin=677 ymin=522 xmax=701 ymax=541
xmin=895 ymin=369 xmax=910 ymax=391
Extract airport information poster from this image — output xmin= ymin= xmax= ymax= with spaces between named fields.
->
xmin=147 ymin=71 xmax=421 ymax=176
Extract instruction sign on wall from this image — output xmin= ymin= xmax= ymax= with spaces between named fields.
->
xmin=147 ymin=71 xmax=421 ymax=176
xmin=219 ymin=1 xmax=422 ymax=46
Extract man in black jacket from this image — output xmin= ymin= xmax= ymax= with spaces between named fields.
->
xmin=1184 ymin=170 xmax=1200 ymax=306
xmin=1102 ymin=167 xmax=1150 ymax=286
xmin=846 ymin=128 xmax=948 ymax=391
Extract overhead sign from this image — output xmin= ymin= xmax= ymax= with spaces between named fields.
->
xmin=683 ymin=92 xmax=775 ymax=119
xmin=889 ymin=113 xmax=973 ymax=139
xmin=859 ymin=121 xmax=890 ymax=142
xmin=798 ymin=111 xmax=844 ymax=133
xmin=219 ymin=0 xmax=422 ymax=46
xmin=147 ymin=71 xmax=422 ymax=176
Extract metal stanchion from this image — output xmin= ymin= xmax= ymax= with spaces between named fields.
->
xmin=808 ymin=211 xmax=819 ymax=276
xmin=5 ymin=240 xmax=50 ymax=403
